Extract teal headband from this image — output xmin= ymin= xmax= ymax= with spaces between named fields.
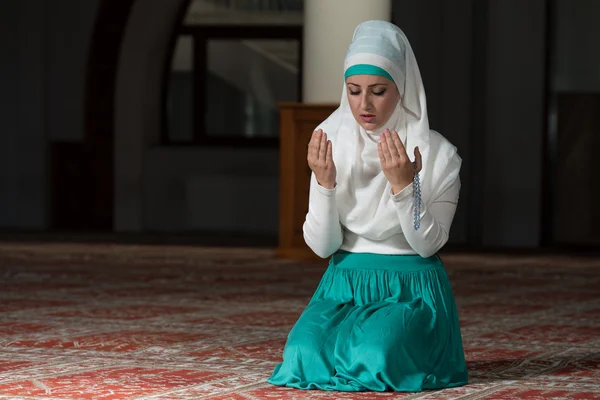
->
xmin=344 ymin=64 xmax=394 ymax=83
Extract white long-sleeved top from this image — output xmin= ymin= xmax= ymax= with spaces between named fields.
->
xmin=302 ymin=130 xmax=462 ymax=259
xmin=303 ymin=174 xmax=460 ymax=259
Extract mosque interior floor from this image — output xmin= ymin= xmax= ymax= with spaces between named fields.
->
xmin=0 ymin=242 xmax=599 ymax=399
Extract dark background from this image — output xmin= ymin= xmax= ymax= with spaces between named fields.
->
xmin=0 ymin=0 xmax=598 ymax=253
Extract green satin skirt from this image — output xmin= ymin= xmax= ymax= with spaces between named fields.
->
xmin=268 ymin=251 xmax=468 ymax=392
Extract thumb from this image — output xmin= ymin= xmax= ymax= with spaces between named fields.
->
xmin=414 ymin=146 xmax=422 ymax=173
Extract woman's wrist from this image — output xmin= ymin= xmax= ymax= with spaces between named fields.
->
xmin=317 ymin=180 xmax=336 ymax=190
xmin=391 ymin=181 xmax=411 ymax=195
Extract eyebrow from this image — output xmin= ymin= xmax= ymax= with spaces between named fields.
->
xmin=347 ymin=83 xmax=388 ymax=88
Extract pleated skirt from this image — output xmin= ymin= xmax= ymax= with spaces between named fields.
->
xmin=267 ymin=250 xmax=468 ymax=392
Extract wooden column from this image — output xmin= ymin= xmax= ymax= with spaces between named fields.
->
xmin=277 ymin=103 xmax=338 ymax=260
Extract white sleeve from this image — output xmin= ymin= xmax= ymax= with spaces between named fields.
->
xmin=302 ymin=173 xmax=344 ymax=258
xmin=390 ymin=175 xmax=461 ymax=258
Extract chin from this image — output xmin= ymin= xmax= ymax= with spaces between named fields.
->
xmin=358 ymin=121 xmax=380 ymax=131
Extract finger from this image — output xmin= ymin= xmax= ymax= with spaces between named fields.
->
xmin=377 ymin=141 xmax=386 ymax=164
xmin=309 ymin=129 xmax=321 ymax=147
xmin=326 ymin=140 xmax=333 ymax=166
xmin=380 ymin=135 xmax=393 ymax=165
xmin=308 ymin=130 xmax=321 ymax=161
xmin=391 ymin=130 xmax=407 ymax=160
xmin=383 ymin=130 xmax=397 ymax=163
xmin=318 ymin=132 xmax=327 ymax=161
xmin=414 ymin=146 xmax=423 ymax=173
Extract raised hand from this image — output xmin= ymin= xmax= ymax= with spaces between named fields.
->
xmin=307 ymin=129 xmax=336 ymax=189
xmin=378 ymin=129 xmax=422 ymax=195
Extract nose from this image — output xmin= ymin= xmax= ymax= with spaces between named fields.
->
xmin=360 ymin=93 xmax=372 ymax=112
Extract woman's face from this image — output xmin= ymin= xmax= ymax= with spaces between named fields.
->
xmin=346 ymin=74 xmax=400 ymax=131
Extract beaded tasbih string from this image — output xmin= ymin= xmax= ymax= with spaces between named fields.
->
xmin=412 ymin=161 xmax=421 ymax=230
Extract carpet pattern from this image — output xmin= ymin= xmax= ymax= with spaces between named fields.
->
xmin=0 ymin=243 xmax=599 ymax=399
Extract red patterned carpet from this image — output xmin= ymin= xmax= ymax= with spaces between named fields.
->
xmin=0 ymin=243 xmax=599 ymax=399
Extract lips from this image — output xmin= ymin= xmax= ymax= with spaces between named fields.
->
xmin=360 ymin=114 xmax=376 ymax=123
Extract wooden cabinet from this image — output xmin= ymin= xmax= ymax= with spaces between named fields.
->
xmin=277 ymin=103 xmax=338 ymax=260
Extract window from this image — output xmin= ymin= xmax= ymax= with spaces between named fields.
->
xmin=163 ymin=0 xmax=303 ymax=146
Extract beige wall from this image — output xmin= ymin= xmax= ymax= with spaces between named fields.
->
xmin=302 ymin=0 xmax=392 ymax=103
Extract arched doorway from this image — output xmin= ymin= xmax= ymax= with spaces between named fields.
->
xmin=112 ymin=0 xmax=301 ymax=236
xmin=52 ymin=0 xmax=136 ymax=230
xmin=52 ymin=0 xmax=188 ymax=231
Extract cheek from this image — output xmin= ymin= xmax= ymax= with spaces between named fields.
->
xmin=347 ymin=95 xmax=360 ymax=114
xmin=378 ymin=96 xmax=397 ymax=117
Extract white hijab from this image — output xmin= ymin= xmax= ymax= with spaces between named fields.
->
xmin=316 ymin=20 xmax=460 ymax=240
